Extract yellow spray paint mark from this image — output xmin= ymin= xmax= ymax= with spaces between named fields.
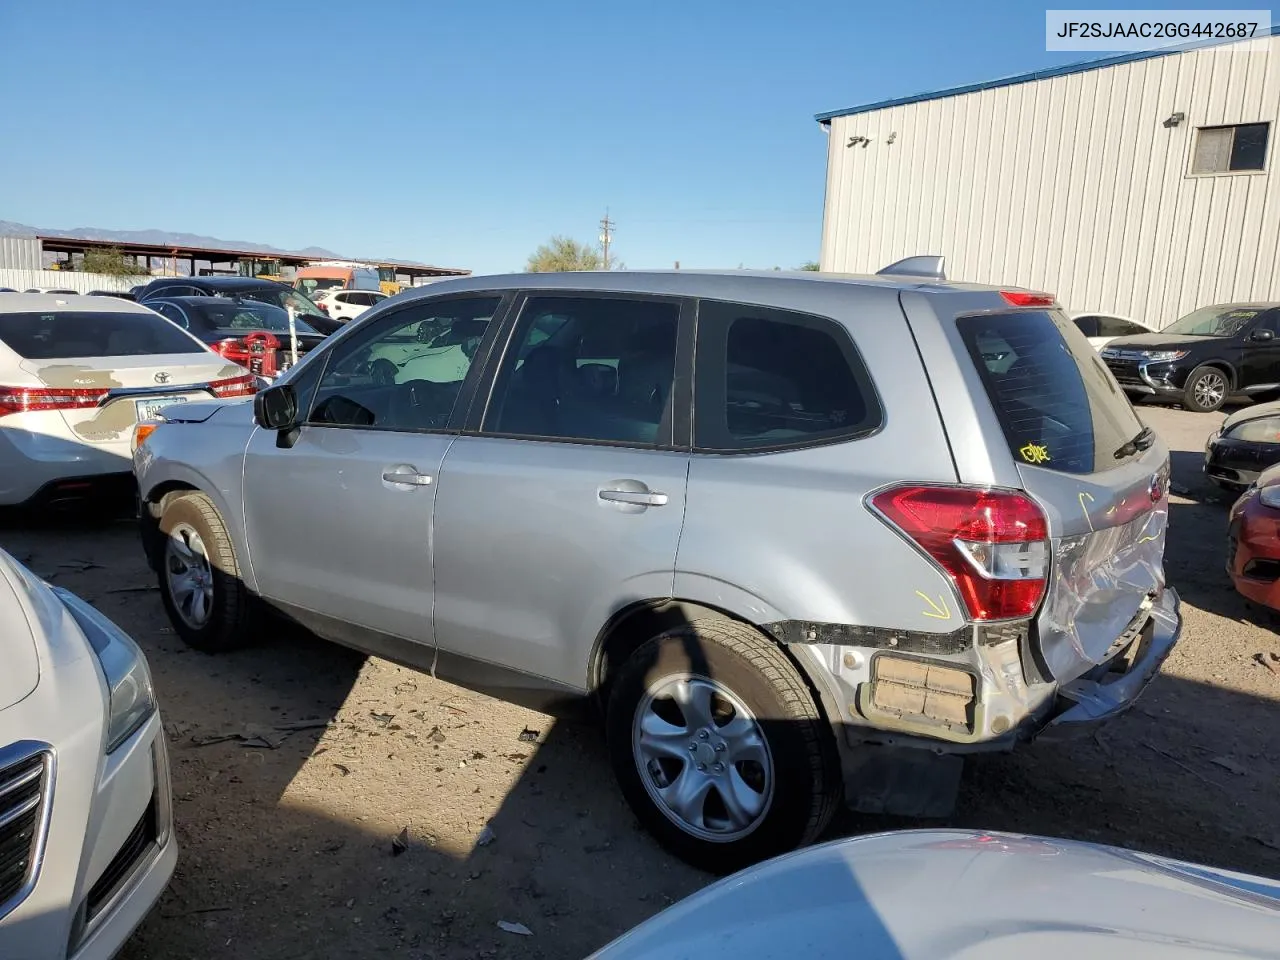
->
xmin=1019 ymin=442 xmax=1051 ymax=465
xmin=916 ymin=591 xmax=952 ymax=621
xmin=1136 ymin=516 xmax=1159 ymax=544
xmin=1078 ymin=491 xmax=1095 ymax=532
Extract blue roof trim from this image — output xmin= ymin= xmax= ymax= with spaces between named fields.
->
xmin=814 ymin=24 xmax=1280 ymax=122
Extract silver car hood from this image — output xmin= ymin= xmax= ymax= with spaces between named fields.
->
xmin=0 ymin=552 xmax=44 ymax=710
xmin=161 ymin=398 xmax=253 ymax=424
xmin=590 ymin=830 xmax=1280 ymax=959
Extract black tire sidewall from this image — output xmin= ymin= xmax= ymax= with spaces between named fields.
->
xmin=606 ymin=630 xmax=827 ymax=874
xmin=1185 ymin=366 xmax=1228 ymax=412
xmin=157 ymin=494 xmax=246 ymax=652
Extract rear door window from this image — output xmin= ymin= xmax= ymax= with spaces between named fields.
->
xmin=0 ymin=310 xmax=207 ymax=359
xmin=957 ymin=311 xmax=1142 ymax=474
xmin=693 ymin=300 xmax=881 ymax=451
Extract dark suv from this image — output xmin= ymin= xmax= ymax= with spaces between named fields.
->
xmin=1101 ymin=302 xmax=1280 ymax=412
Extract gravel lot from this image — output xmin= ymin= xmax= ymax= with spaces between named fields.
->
xmin=3 ymin=403 xmax=1279 ymax=959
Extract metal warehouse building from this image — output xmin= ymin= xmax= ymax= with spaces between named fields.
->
xmin=816 ymin=30 xmax=1280 ymax=329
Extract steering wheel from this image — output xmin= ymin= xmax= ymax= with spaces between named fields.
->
xmin=369 ymin=358 xmax=398 ymax=386
xmin=389 ymin=379 xmax=447 ymax=428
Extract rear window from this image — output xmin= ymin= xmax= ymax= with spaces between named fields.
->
xmin=0 ymin=310 xmax=206 ymax=359
xmin=958 ymin=310 xmax=1142 ymax=474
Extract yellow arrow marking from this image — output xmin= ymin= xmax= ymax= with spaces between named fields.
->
xmin=1078 ymin=491 xmax=1095 ymax=532
xmin=916 ymin=590 xmax=952 ymax=621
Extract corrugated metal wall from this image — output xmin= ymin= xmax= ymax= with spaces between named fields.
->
xmin=0 ymin=268 xmax=145 ymax=293
xmin=820 ymin=36 xmax=1280 ymax=328
xmin=0 ymin=236 xmax=42 ymax=270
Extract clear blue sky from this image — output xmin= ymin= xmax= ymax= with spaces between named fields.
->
xmin=0 ymin=1 xmax=1101 ymax=274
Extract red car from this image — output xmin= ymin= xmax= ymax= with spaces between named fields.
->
xmin=1227 ymin=462 xmax=1280 ymax=610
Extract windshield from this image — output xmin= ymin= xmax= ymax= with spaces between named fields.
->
xmin=1162 ymin=305 xmax=1261 ymax=337
xmin=294 ymin=277 xmax=346 ymax=298
xmin=197 ymin=301 xmax=319 ymax=335
xmin=236 ymin=286 xmax=325 ymax=317
xmin=0 ymin=310 xmax=206 ymax=359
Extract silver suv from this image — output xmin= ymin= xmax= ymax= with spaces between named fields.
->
xmin=132 ymin=263 xmax=1181 ymax=872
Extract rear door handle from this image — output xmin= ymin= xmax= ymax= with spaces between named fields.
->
xmin=382 ymin=466 xmax=433 ymax=487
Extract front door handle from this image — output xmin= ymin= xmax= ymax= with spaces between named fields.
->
xmin=382 ymin=465 xmax=433 ymax=487
xmin=598 ymin=480 xmax=668 ymax=508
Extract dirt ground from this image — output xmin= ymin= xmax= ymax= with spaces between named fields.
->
xmin=3 ymin=404 xmax=1279 ymax=959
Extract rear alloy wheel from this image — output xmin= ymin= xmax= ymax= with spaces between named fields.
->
xmin=606 ymin=620 xmax=841 ymax=874
xmin=157 ymin=492 xmax=253 ymax=652
xmin=1183 ymin=365 xmax=1229 ymax=412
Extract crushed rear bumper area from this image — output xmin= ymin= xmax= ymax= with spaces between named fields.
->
xmin=1037 ymin=586 xmax=1181 ymax=741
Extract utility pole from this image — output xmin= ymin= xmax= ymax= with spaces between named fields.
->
xmin=599 ymin=210 xmax=615 ymax=270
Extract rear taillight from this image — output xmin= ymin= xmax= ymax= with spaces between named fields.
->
xmin=207 ymin=374 xmax=258 ymax=398
xmin=870 ymin=484 xmax=1049 ymax=621
xmin=999 ymin=291 xmax=1056 ymax=307
xmin=0 ymin=386 xmax=105 ymax=418
xmin=317 ymin=302 xmax=329 ymax=313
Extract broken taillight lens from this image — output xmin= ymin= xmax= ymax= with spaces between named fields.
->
xmin=871 ymin=484 xmax=1049 ymax=621
xmin=0 ymin=386 xmax=107 ymax=418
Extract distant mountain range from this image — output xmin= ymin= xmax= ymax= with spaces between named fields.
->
xmin=0 ymin=220 xmax=344 ymax=259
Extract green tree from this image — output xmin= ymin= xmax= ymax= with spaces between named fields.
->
xmin=525 ymin=236 xmax=604 ymax=272
xmin=798 ymin=261 xmax=820 ymax=271
xmin=81 ymin=246 xmax=148 ymax=276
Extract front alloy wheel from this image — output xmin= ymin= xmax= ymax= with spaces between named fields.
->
xmin=164 ymin=522 xmax=214 ymax=629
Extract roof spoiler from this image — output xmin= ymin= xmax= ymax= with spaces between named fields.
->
xmin=876 ymin=255 xmax=945 ymax=281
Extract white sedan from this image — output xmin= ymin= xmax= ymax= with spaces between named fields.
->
xmin=592 ymin=829 xmax=1280 ymax=958
xmin=0 ymin=547 xmax=176 ymax=959
xmin=0 ymin=294 xmax=257 ymax=508
xmin=1070 ymin=311 xmax=1153 ymax=349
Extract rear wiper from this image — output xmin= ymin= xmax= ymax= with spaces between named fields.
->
xmin=1114 ymin=425 xmax=1155 ymax=459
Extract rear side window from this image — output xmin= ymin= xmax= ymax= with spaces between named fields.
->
xmin=1098 ymin=316 xmax=1148 ymax=337
xmin=958 ymin=311 xmax=1142 ymax=474
xmin=694 ymin=300 xmax=881 ymax=451
xmin=1072 ymin=315 xmax=1101 ymax=337
xmin=0 ymin=310 xmax=206 ymax=359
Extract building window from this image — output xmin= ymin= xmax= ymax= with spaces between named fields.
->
xmin=1191 ymin=123 xmax=1270 ymax=175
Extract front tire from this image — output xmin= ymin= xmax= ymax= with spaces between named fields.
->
xmin=1183 ymin=365 xmax=1229 ymax=412
xmin=157 ymin=492 xmax=253 ymax=652
xmin=606 ymin=619 xmax=841 ymax=874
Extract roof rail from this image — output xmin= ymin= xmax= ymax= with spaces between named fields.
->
xmin=876 ymin=255 xmax=945 ymax=281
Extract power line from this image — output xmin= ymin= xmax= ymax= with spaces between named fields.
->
xmin=599 ymin=210 xmax=615 ymax=270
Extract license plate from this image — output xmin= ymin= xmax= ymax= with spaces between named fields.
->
xmin=135 ymin=395 xmax=189 ymax=420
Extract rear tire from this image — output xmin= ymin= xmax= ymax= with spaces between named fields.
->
xmin=606 ymin=619 xmax=841 ymax=874
xmin=1183 ymin=365 xmax=1229 ymax=412
xmin=157 ymin=492 xmax=254 ymax=652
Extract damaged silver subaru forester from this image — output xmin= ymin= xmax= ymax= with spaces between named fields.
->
xmin=132 ymin=259 xmax=1180 ymax=873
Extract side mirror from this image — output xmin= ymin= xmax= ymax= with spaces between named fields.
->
xmin=1254 ymin=328 xmax=1276 ymax=342
xmin=254 ymin=384 xmax=299 ymax=430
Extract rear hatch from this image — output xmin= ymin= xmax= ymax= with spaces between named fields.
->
xmin=953 ymin=306 xmax=1169 ymax=684
xmin=0 ymin=306 xmax=250 ymax=446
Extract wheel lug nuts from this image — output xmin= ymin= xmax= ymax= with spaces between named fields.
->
xmin=714 ymin=743 xmax=725 ymax=752
xmin=696 ymin=763 xmax=707 ymax=772
xmin=688 ymin=743 xmax=697 ymax=751
xmin=714 ymin=762 xmax=724 ymax=772
xmin=698 ymin=730 xmax=709 ymax=740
